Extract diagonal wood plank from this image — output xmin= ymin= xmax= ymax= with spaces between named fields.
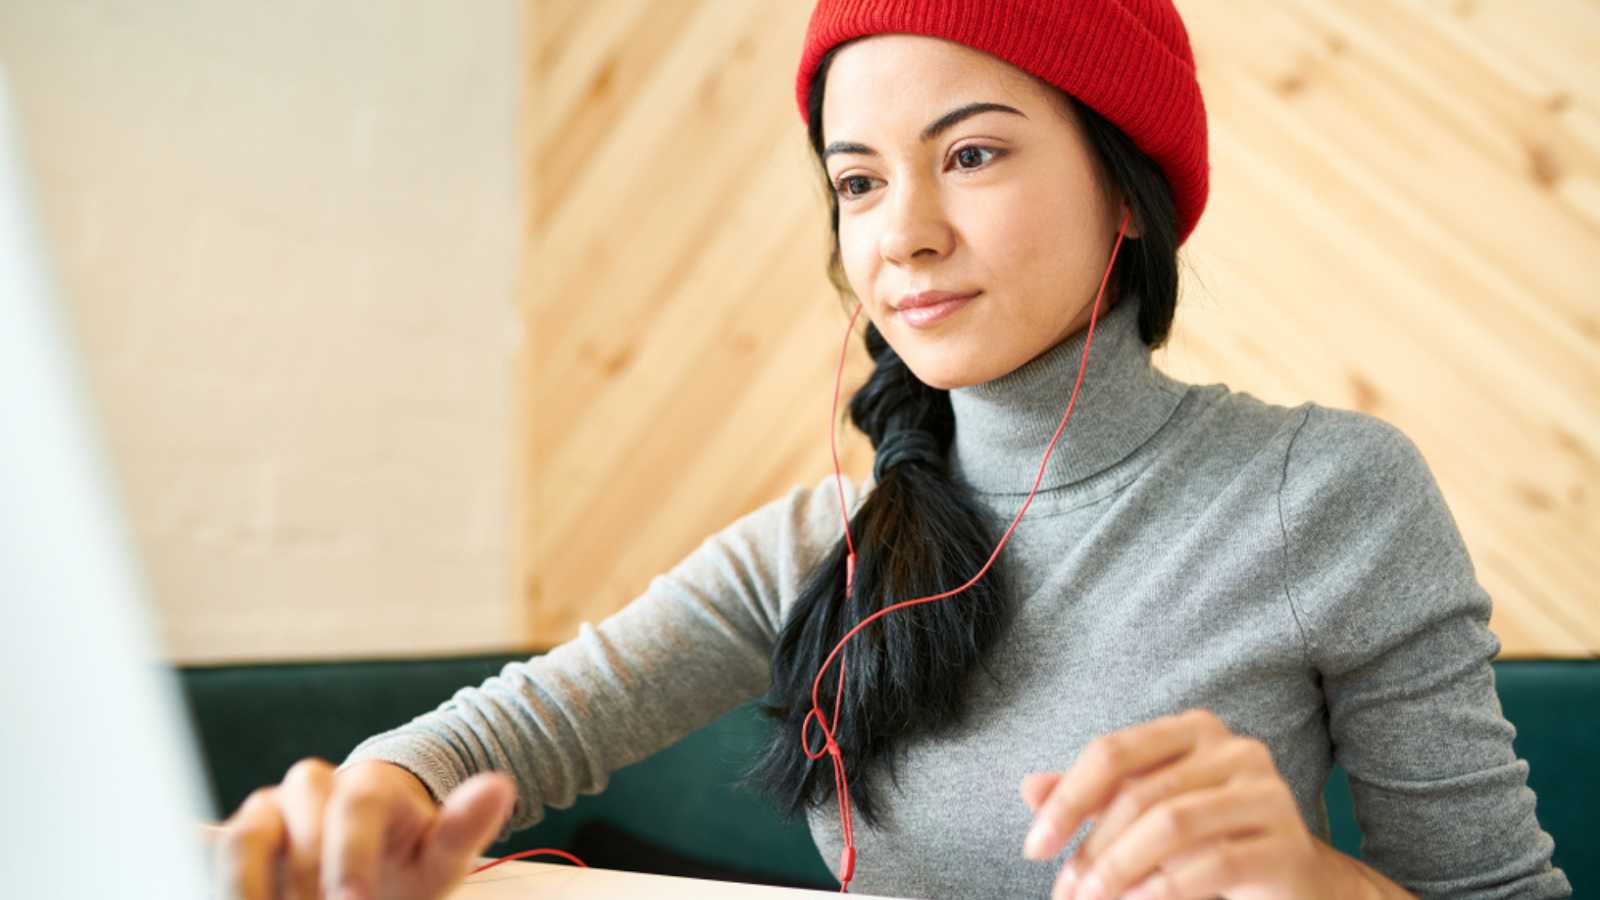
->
xmin=523 ymin=0 xmax=1599 ymax=657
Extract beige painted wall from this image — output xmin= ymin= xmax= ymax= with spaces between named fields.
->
xmin=0 ymin=2 xmax=523 ymax=663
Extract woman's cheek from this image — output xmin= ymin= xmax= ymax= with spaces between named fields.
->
xmin=965 ymin=193 xmax=1038 ymax=263
xmin=837 ymin=238 xmax=874 ymax=302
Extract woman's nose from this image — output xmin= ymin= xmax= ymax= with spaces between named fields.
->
xmin=879 ymin=180 xmax=954 ymax=265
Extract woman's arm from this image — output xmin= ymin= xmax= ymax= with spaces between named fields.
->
xmin=338 ymin=473 xmax=865 ymax=842
xmin=1278 ymin=404 xmax=1571 ymax=898
xmin=1314 ymin=835 xmax=1415 ymax=899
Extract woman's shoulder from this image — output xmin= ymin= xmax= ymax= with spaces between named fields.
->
xmin=747 ymin=470 xmax=872 ymax=513
xmin=1273 ymin=401 xmax=1465 ymax=604
xmin=1189 ymin=383 xmax=1425 ymax=482
xmin=710 ymin=472 xmax=872 ymax=565
xmin=1279 ymin=401 xmax=1434 ymax=501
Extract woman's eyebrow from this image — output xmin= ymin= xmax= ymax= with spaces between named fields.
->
xmin=822 ymin=101 xmax=1027 ymax=163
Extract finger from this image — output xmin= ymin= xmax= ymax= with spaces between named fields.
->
xmin=214 ymin=787 xmax=288 ymax=900
xmin=1079 ymin=778 xmax=1282 ymax=899
xmin=278 ymin=759 xmax=336 ymax=900
xmin=323 ymin=764 xmax=432 ymax=900
xmin=1020 ymin=772 xmax=1063 ymax=812
xmin=417 ymin=773 xmax=517 ymax=892
xmin=1119 ymin=833 xmax=1285 ymax=900
xmin=1075 ymin=735 xmax=1265 ymax=866
xmin=1025 ymin=709 xmax=1227 ymax=860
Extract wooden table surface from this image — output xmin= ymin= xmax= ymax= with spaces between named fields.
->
xmin=448 ymin=859 xmax=912 ymax=899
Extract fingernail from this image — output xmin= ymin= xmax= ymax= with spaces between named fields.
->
xmin=1023 ymin=820 xmax=1056 ymax=859
xmin=1054 ymin=864 xmax=1078 ymax=899
xmin=1078 ymin=871 xmax=1106 ymax=900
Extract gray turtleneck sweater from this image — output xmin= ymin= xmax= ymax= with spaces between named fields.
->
xmin=341 ymin=296 xmax=1570 ymax=898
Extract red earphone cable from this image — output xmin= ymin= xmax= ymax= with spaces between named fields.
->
xmin=463 ymin=208 xmax=1134 ymax=892
xmin=808 ymin=209 xmax=1134 ymax=892
xmin=469 ymin=846 xmax=587 ymax=875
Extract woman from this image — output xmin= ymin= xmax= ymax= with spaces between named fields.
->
xmin=214 ymin=2 xmax=1572 ymax=899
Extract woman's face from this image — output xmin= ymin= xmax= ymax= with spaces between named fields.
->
xmin=821 ymin=34 xmax=1137 ymax=390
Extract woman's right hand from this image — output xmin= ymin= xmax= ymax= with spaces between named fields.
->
xmin=211 ymin=758 xmax=517 ymax=900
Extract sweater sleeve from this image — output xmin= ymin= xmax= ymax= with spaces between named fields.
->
xmin=1278 ymin=404 xmax=1571 ymax=898
xmin=337 ymin=472 xmax=868 ymax=840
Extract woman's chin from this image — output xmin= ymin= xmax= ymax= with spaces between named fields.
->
xmin=900 ymin=355 xmax=991 ymax=391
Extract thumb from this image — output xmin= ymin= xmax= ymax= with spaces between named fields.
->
xmin=1020 ymin=771 xmax=1062 ymax=813
xmin=421 ymin=773 xmax=517 ymax=883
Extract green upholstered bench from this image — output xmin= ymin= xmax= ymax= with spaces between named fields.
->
xmin=181 ymin=655 xmax=1595 ymax=892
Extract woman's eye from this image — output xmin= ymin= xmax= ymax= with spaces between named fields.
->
xmin=833 ymin=174 xmax=877 ymax=200
xmin=952 ymin=145 xmax=999 ymax=170
xmin=832 ymin=146 xmax=1002 ymax=201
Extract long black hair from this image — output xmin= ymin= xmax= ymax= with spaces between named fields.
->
xmin=738 ymin=40 xmax=1184 ymax=829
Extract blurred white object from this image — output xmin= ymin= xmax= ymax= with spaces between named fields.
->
xmin=0 ymin=65 xmax=214 ymax=898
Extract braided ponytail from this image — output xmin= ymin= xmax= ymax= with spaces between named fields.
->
xmin=740 ymin=318 xmax=1017 ymax=828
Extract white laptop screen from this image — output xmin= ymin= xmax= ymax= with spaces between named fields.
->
xmin=0 ymin=65 xmax=215 ymax=899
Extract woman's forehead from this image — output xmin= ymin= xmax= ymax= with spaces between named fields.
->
xmin=822 ymin=36 xmax=1044 ymax=137
xmin=826 ymin=34 xmax=1033 ymax=97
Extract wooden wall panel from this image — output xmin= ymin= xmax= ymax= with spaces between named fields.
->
xmin=525 ymin=0 xmax=1598 ymax=658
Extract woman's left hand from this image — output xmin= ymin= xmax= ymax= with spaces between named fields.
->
xmin=1020 ymin=708 xmax=1335 ymax=900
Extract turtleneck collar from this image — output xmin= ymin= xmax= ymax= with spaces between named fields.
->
xmin=947 ymin=293 xmax=1189 ymax=495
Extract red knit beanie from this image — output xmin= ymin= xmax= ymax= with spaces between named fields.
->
xmin=795 ymin=0 xmax=1210 ymax=247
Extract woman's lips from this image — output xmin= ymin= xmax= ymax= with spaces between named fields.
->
xmin=897 ymin=292 xmax=979 ymax=329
